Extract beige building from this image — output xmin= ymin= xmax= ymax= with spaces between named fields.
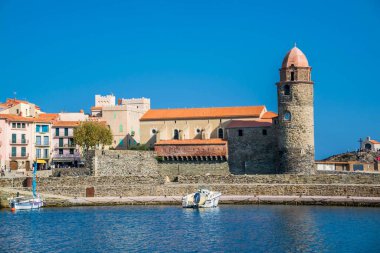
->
xmin=91 ymin=94 xmax=150 ymax=149
xmin=140 ymin=106 xmax=276 ymax=148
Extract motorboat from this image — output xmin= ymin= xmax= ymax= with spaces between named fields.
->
xmin=182 ymin=189 xmax=221 ymax=208
xmin=8 ymin=162 xmax=44 ymax=211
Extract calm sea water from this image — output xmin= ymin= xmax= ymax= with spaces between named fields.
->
xmin=1 ymin=205 xmax=380 ymax=253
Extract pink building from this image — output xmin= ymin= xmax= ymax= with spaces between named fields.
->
xmin=51 ymin=121 xmax=82 ymax=168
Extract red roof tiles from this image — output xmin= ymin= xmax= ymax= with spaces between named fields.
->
xmin=141 ymin=106 xmax=266 ymax=121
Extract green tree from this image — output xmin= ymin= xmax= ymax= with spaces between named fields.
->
xmin=74 ymin=122 xmax=113 ymax=151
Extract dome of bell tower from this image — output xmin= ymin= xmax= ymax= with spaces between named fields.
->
xmin=281 ymin=46 xmax=309 ymax=68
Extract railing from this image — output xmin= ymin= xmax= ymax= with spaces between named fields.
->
xmin=35 ymin=142 xmax=50 ymax=146
xmin=10 ymin=139 xmax=29 ymax=145
xmin=54 ymin=134 xmax=73 ymax=138
xmin=36 ymin=155 xmax=50 ymax=159
xmin=9 ymin=153 xmax=29 ymax=158
xmin=55 ymin=144 xmax=76 ymax=149
xmin=53 ymin=153 xmax=81 ymax=159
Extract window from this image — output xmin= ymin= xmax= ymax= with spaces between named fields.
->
xmin=284 ymin=111 xmax=291 ymax=121
xmin=290 ymin=71 xmax=295 ymax=81
xmin=17 ymin=123 xmax=21 ymax=128
xmin=16 ymin=109 xmax=19 ymax=114
xmin=59 ymin=138 xmax=64 ymax=147
xmin=151 ymin=129 xmax=157 ymax=134
xmin=238 ymin=129 xmax=243 ymax=137
xmin=12 ymin=123 xmax=16 ymax=128
xmin=196 ymin=129 xmax=201 ymax=134
xmin=36 ymin=149 xmax=41 ymax=158
xmin=12 ymin=147 xmax=16 ymax=157
xmin=59 ymin=149 xmax=63 ymax=155
xmin=42 ymin=125 xmax=49 ymax=133
xmin=64 ymin=128 xmax=69 ymax=136
xmin=12 ymin=134 xmax=16 ymax=144
xmin=218 ymin=128 xmax=224 ymax=139
xmin=70 ymin=149 xmax=74 ymax=155
xmin=43 ymin=136 xmax=49 ymax=145
xmin=36 ymin=136 xmax=41 ymax=145
xmin=21 ymin=147 xmax=26 ymax=157
xmin=284 ymin=85 xmax=290 ymax=95
xmin=68 ymin=138 xmax=74 ymax=147
xmin=174 ymin=129 xmax=179 ymax=140
xmin=44 ymin=149 xmax=49 ymax=158
xmin=21 ymin=134 xmax=26 ymax=144
xmin=262 ymin=129 xmax=268 ymax=135
xmin=36 ymin=125 xmax=41 ymax=132
xmin=22 ymin=123 xmax=26 ymax=128
xmin=55 ymin=128 xmax=60 ymax=136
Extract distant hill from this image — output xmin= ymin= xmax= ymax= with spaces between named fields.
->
xmin=323 ymin=151 xmax=380 ymax=163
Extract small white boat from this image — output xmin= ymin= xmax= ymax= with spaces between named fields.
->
xmin=9 ymin=162 xmax=44 ymax=211
xmin=9 ymin=195 xmax=44 ymax=210
xmin=182 ymin=189 xmax=221 ymax=208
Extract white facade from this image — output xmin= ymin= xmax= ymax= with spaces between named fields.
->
xmin=95 ymin=94 xmax=116 ymax=107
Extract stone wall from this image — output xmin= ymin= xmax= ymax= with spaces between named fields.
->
xmin=177 ymin=174 xmax=380 ymax=184
xmin=227 ymin=126 xmax=277 ymax=174
xmin=2 ymin=174 xmax=380 ymax=199
xmin=91 ymin=150 xmax=160 ymax=176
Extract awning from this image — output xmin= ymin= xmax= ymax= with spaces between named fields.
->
xmin=37 ymin=159 xmax=47 ymax=164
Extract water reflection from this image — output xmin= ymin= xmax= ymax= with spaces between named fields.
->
xmin=1 ymin=205 xmax=380 ymax=253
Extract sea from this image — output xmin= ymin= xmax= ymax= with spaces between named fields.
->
xmin=1 ymin=205 xmax=380 ymax=253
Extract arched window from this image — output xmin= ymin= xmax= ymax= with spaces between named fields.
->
xmin=218 ymin=128 xmax=224 ymax=139
xmin=284 ymin=85 xmax=290 ymax=95
xmin=290 ymin=71 xmax=295 ymax=81
xmin=174 ymin=129 xmax=179 ymax=140
xmin=284 ymin=111 xmax=291 ymax=121
xmin=365 ymin=143 xmax=372 ymax=150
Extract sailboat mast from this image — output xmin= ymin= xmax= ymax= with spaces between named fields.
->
xmin=32 ymin=161 xmax=37 ymax=198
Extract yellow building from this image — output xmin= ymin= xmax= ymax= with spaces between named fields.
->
xmin=140 ymin=105 xmax=276 ymax=148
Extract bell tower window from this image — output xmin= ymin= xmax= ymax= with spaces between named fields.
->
xmin=284 ymin=85 xmax=290 ymax=95
xmin=290 ymin=71 xmax=295 ymax=81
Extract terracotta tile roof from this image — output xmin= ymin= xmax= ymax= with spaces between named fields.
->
xmin=370 ymin=140 xmax=380 ymax=144
xmin=53 ymin=121 xmax=81 ymax=127
xmin=37 ymin=113 xmax=59 ymax=121
xmin=141 ymin=106 xmax=266 ymax=121
xmin=226 ymin=120 xmax=272 ymax=128
xmin=155 ymin=139 xmax=227 ymax=145
xmin=91 ymin=106 xmax=102 ymax=110
xmin=262 ymin=111 xmax=277 ymax=119
xmin=0 ymin=98 xmax=41 ymax=111
xmin=0 ymin=114 xmax=36 ymax=122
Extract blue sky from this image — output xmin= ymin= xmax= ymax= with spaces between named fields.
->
xmin=0 ymin=0 xmax=379 ymax=159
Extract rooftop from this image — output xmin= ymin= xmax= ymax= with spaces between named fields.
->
xmin=282 ymin=46 xmax=309 ymax=68
xmin=141 ymin=106 xmax=267 ymax=121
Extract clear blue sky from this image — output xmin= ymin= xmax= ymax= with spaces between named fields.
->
xmin=0 ymin=0 xmax=379 ymax=159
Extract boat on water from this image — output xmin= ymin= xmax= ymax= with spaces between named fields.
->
xmin=182 ymin=189 xmax=222 ymax=208
xmin=9 ymin=162 xmax=44 ymax=211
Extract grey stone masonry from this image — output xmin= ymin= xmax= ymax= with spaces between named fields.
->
xmin=276 ymin=65 xmax=315 ymax=174
xmin=227 ymin=126 xmax=277 ymax=174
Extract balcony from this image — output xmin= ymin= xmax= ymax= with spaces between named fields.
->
xmin=9 ymin=153 xmax=29 ymax=159
xmin=55 ymin=144 xmax=76 ymax=149
xmin=10 ymin=139 xmax=29 ymax=145
xmin=54 ymin=134 xmax=74 ymax=138
xmin=36 ymin=155 xmax=50 ymax=159
xmin=35 ymin=142 xmax=50 ymax=147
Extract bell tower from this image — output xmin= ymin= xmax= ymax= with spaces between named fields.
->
xmin=276 ymin=46 xmax=315 ymax=174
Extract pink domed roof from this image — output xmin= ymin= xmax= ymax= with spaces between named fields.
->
xmin=282 ymin=46 xmax=309 ymax=68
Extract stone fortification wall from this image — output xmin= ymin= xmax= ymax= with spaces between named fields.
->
xmin=177 ymin=174 xmax=380 ymax=184
xmin=227 ymin=126 xmax=277 ymax=174
xmin=158 ymin=161 xmax=229 ymax=176
xmin=1 ymin=174 xmax=380 ymax=199
xmin=91 ymin=150 xmax=160 ymax=176
xmin=85 ymin=150 xmax=229 ymax=177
